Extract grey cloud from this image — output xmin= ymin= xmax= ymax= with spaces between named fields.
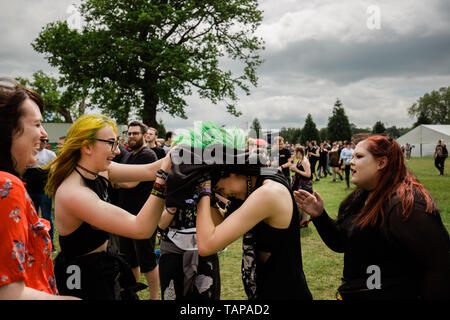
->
xmin=260 ymin=32 xmax=450 ymax=85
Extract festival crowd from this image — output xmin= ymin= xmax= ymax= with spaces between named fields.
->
xmin=1 ymin=81 xmax=449 ymax=301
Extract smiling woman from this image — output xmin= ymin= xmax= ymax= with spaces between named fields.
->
xmin=44 ymin=114 xmax=172 ymax=300
xmin=0 ymin=79 xmax=78 ymax=299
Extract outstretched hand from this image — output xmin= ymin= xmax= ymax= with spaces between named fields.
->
xmin=293 ymin=190 xmax=324 ymax=219
xmin=160 ymin=149 xmax=173 ymax=173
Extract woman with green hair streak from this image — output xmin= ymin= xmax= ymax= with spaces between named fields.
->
xmin=45 ymin=114 xmax=171 ymax=300
xmin=165 ymin=121 xmax=312 ymax=300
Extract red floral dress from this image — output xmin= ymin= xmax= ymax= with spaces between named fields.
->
xmin=0 ymin=171 xmax=58 ymax=295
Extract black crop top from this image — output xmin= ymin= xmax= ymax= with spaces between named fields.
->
xmin=242 ymin=172 xmax=312 ymax=300
xmin=58 ymin=168 xmax=110 ymax=258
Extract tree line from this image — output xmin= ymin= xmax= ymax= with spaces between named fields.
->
xmin=260 ymin=98 xmax=417 ymax=145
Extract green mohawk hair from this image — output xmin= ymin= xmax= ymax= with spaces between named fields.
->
xmin=172 ymin=121 xmax=247 ymax=150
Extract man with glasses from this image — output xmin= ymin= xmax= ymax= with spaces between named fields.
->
xmin=116 ymin=121 xmax=160 ymax=299
xmin=23 ymin=137 xmax=57 ymax=250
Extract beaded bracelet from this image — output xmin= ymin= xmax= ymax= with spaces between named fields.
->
xmin=151 ymin=182 xmax=166 ymax=199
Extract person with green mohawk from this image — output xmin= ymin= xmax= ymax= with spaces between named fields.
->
xmin=165 ymin=121 xmax=312 ymax=300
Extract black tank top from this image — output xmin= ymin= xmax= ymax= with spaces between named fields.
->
xmin=58 ymin=169 xmax=110 ymax=258
xmin=242 ymin=172 xmax=312 ymax=300
xmin=295 ymin=161 xmax=312 ymax=181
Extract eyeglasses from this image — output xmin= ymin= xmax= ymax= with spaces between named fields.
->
xmin=95 ymin=138 xmax=120 ymax=152
xmin=127 ymin=131 xmax=142 ymax=136
xmin=40 ymin=139 xmax=49 ymax=143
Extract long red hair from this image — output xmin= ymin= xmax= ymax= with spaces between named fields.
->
xmin=354 ymin=135 xmax=437 ymax=228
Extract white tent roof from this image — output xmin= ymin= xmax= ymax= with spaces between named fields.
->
xmin=396 ymin=125 xmax=450 ymax=157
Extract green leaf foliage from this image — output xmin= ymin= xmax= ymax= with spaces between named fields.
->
xmin=408 ymin=86 xmax=450 ymax=125
xmin=32 ymin=0 xmax=265 ymax=127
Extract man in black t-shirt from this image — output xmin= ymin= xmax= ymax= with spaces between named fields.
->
xmin=145 ymin=127 xmax=166 ymax=160
xmin=271 ymin=136 xmax=293 ymax=185
xmin=117 ymin=121 xmax=159 ymax=299
xmin=434 ymin=139 xmax=448 ymax=176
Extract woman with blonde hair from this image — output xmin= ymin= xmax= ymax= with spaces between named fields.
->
xmin=46 ymin=114 xmax=171 ymax=300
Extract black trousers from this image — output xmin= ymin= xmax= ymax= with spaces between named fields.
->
xmin=159 ymin=252 xmax=220 ymax=300
xmin=344 ymin=164 xmax=351 ymax=188
xmin=435 ymin=157 xmax=446 ymax=175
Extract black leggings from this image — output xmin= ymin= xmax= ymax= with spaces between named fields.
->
xmin=435 ymin=157 xmax=446 ymax=175
xmin=344 ymin=164 xmax=351 ymax=188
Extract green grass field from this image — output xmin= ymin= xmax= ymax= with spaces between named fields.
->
xmin=52 ymin=157 xmax=449 ymax=300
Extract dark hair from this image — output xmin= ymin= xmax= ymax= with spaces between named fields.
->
xmin=165 ymin=131 xmax=173 ymax=140
xmin=0 ymin=79 xmax=44 ymax=176
xmin=128 ymin=120 xmax=148 ymax=134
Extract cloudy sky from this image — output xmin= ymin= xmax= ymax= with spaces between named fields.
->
xmin=1 ymin=0 xmax=449 ymax=131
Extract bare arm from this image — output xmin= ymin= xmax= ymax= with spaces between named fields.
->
xmin=57 ymin=153 xmax=172 ymax=239
xmin=158 ymin=207 xmax=176 ymax=230
xmin=0 ymin=282 xmax=79 ymax=300
xmin=196 ymin=184 xmax=286 ymax=256
xmin=107 ymin=159 xmax=163 ymax=183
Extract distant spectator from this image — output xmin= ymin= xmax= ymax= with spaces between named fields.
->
xmin=405 ymin=143 xmax=412 ymax=160
xmin=340 ymin=141 xmax=354 ymax=189
xmin=434 ymin=139 xmax=448 ymax=176
xmin=271 ymin=136 xmax=293 ymax=185
xmin=146 ymin=127 xmax=166 ymax=160
xmin=163 ymin=131 xmax=174 ymax=154
xmin=23 ymin=137 xmax=57 ymax=249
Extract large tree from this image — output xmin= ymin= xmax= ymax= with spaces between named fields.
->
xmin=408 ymin=86 xmax=450 ymax=125
xmin=33 ymin=0 xmax=264 ymax=127
xmin=327 ymin=98 xmax=352 ymax=142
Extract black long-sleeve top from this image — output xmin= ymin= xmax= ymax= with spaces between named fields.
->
xmin=312 ymin=193 xmax=450 ymax=299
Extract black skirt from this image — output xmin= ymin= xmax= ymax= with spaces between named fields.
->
xmin=54 ymin=250 xmax=139 ymax=300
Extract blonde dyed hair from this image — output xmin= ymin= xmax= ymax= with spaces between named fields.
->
xmin=45 ymin=114 xmax=117 ymax=197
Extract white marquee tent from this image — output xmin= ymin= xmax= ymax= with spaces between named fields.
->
xmin=396 ymin=125 xmax=450 ymax=157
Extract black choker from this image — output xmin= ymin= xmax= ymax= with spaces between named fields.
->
xmin=76 ymin=164 xmax=98 ymax=178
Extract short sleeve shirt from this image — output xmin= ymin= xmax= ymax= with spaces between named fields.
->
xmin=118 ymin=147 xmax=158 ymax=215
xmin=0 ymin=171 xmax=58 ymax=294
xmin=340 ymin=147 xmax=354 ymax=165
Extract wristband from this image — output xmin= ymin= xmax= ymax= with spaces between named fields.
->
xmin=196 ymin=187 xmax=216 ymax=207
xmin=156 ymin=168 xmax=168 ymax=181
xmin=151 ymin=182 xmax=166 ymax=199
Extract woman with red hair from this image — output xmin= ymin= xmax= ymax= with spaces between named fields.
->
xmin=294 ymin=135 xmax=450 ymax=299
